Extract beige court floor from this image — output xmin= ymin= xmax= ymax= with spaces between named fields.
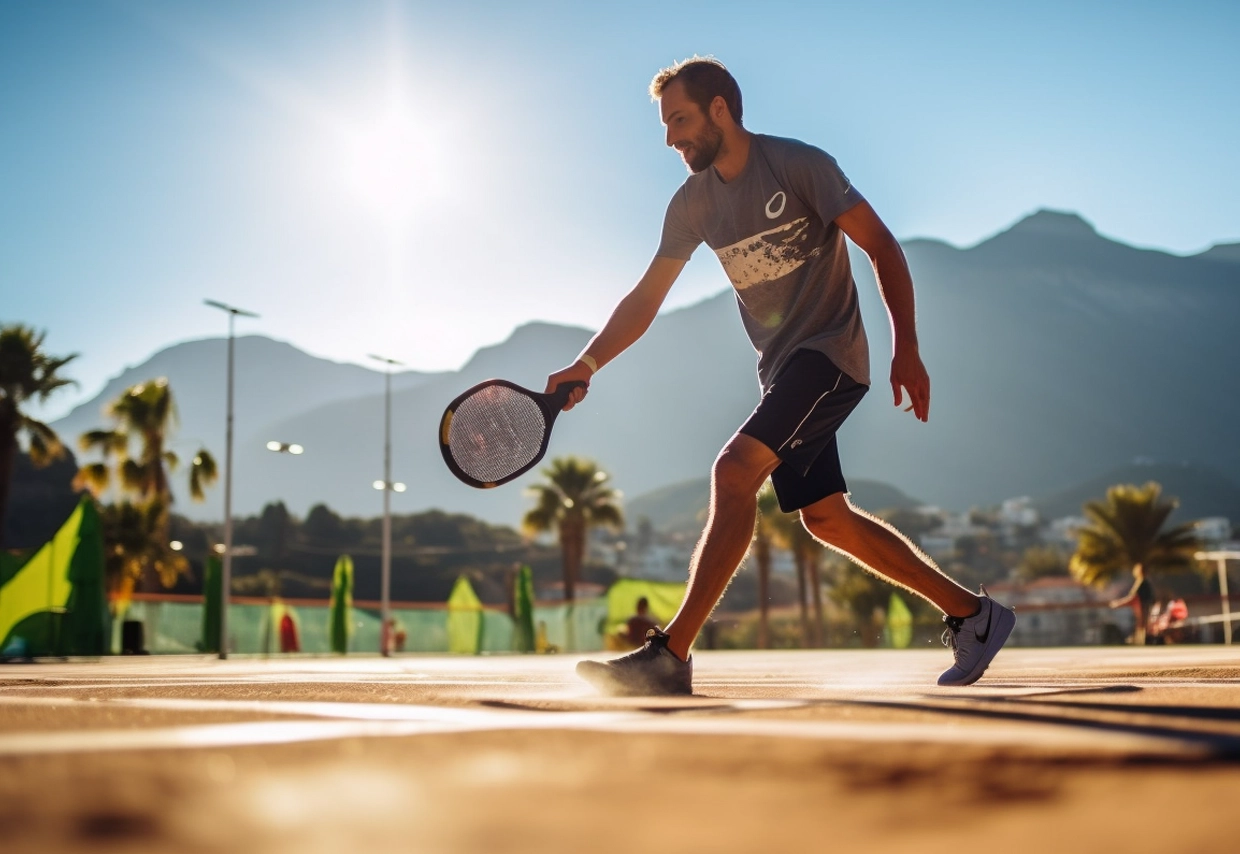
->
xmin=1 ymin=647 xmax=1239 ymax=853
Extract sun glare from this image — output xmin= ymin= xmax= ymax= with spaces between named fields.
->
xmin=333 ymin=107 xmax=451 ymax=221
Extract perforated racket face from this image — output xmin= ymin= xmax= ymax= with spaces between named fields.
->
xmin=441 ymin=382 xmax=551 ymax=487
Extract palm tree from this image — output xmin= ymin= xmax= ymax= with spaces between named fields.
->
xmin=0 ymin=325 xmax=77 ymax=549
xmin=98 ymin=499 xmax=187 ymax=603
xmin=1069 ymin=482 xmax=1202 ymax=589
xmin=74 ymin=378 xmax=217 ymax=593
xmin=75 ymin=378 xmax=217 ymax=503
xmin=764 ymin=503 xmax=825 ymax=647
xmin=522 ymin=456 xmax=623 ymax=603
xmin=825 ymin=556 xmax=890 ymax=647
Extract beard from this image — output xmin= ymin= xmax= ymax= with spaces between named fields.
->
xmin=679 ymin=116 xmax=724 ymax=173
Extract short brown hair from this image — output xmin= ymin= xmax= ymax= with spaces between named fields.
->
xmin=649 ymin=56 xmax=743 ymax=127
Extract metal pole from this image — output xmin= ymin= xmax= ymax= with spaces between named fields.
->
xmin=381 ymin=366 xmax=392 ymax=655
xmin=206 ymin=300 xmax=258 ymax=660
xmin=1195 ymin=550 xmax=1238 ymax=646
xmin=1219 ymin=558 xmax=1233 ymax=646
xmin=222 ymin=314 xmax=234 ymax=660
xmin=368 ymin=354 xmax=402 ymax=655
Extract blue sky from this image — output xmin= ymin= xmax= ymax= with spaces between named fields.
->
xmin=3 ymin=0 xmax=1238 ymax=419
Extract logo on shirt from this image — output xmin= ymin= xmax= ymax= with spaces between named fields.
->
xmin=764 ymin=191 xmax=786 ymax=219
xmin=715 ymin=217 xmax=816 ymax=292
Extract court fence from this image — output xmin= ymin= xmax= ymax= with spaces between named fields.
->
xmin=114 ymin=576 xmax=690 ymax=656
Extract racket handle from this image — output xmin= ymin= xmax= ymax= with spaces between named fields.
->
xmin=547 ymin=381 xmax=588 ymax=412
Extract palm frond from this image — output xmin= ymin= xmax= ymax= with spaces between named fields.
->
xmin=21 ymin=416 xmax=66 ymax=466
xmin=73 ymin=462 xmax=112 ymax=496
xmin=189 ymin=449 xmax=218 ymax=501
xmin=79 ymin=429 xmax=127 ymax=456
xmin=1071 ymin=481 xmax=1201 ymax=588
xmin=120 ymin=458 xmax=147 ymax=494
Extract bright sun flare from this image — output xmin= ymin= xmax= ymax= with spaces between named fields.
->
xmin=333 ymin=108 xmax=451 ymax=221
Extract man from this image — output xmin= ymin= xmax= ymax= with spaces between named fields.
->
xmin=546 ymin=57 xmax=1014 ymax=695
xmin=1109 ymin=563 xmax=1154 ymax=645
xmin=622 ymin=596 xmax=660 ymax=648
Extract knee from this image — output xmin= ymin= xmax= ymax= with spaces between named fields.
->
xmin=711 ymin=444 xmax=768 ymax=500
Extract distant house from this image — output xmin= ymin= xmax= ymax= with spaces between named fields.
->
xmin=917 ymin=510 xmax=989 ymax=560
xmin=1047 ymin=515 xmax=1088 ymax=547
xmin=987 ymin=577 xmax=1131 ymax=646
xmin=1195 ymin=517 xmax=1232 ymax=544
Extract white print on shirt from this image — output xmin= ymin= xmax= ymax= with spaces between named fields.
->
xmin=714 ymin=217 xmax=821 ymax=290
xmin=764 ymin=191 xmax=786 ymax=219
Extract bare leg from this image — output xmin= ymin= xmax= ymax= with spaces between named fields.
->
xmin=662 ymin=434 xmax=781 ymax=660
xmin=800 ymin=493 xmax=979 ymax=618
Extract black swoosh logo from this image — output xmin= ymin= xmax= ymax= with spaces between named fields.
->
xmin=976 ymin=604 xmax=992 ymax=643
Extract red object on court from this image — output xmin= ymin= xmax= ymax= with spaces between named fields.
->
xmin=279 ymin=613 xmax=300 ymax=653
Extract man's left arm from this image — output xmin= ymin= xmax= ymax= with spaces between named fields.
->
xmin=835 ymin=201 xmax=930 ymax=422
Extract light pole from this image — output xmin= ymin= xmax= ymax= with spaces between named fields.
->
xmin=369 ymin=353 xmax=403 ymax=655
xmin=1195 ymin=550 xmax=1239 ymax=645
xmin=205 ymin=299 xmax=258 ymax=659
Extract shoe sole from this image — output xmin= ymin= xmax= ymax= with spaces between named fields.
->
xmin=938 ymin=606 xmax=1017 ymax=687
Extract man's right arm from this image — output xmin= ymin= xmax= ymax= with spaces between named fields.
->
xmin=545 ymin=255 xmax=687 ymax=409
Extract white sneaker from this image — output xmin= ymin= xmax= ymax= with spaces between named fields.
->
xmin=937 ymin=587 xmax=1016 ymax=686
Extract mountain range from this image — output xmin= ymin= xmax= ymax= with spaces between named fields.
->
xmin=46 ymin=209 xmax=1240 ymax=529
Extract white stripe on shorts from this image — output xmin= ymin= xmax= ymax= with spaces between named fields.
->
xmin=776 ymin=371 xmax=844 ymax=453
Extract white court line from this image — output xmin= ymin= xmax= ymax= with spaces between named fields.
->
xmin=0 ymin=695 xmax=1212 ymax=758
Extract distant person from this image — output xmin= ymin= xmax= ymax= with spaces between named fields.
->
xmin=1109 ymin=563 xmax=1154 ymax=645
xmin=622 ymin=597 xmax=660 ymax=647
xmin=1164 ymin=598 xmax=1189 ymax=643
xmin=547 ymin=57 xmax=1015 ymax=696
xmin=381 ymin=617 xmax=407 ymax=654
xmin=1149 ymin=596 xmax=1188 ymax=645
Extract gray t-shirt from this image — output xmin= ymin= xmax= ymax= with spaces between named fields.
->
xmin=657 ymin=134 xmax=869 ymax=390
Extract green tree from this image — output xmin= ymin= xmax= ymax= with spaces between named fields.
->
xmin=522 ymin=456 xmax=623 ymax=603
xmin=1016 ymin=544 xmax=1070 ymax=583
xmin=74 ymin=378 xmax=217 ymax=595
xmin=763 ymin=501 xmax=825 ymax=647
xmin=0 ymin=325 xmax=77 ymax=549
xmin=826 ymin=556 xmax=891 ymax=647
xmin=1069 ymin=482 xmax=1202 ymax=589
xmin=98 ymin=500 xmax=186 ymax=598
xmin=254 ymin=501 xmax=293 ymax=561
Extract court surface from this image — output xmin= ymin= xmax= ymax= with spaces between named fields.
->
xmin=2 ymin=646 xmax=1238 ymax=853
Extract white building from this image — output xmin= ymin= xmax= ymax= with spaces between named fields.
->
xmin=1195 ymin=517 xmax=1232 ymax=544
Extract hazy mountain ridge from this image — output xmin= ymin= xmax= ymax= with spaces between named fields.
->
xmin=1031 ymin=461 xmax=1240 ymax=524
xmin=46 ymin=209 xmax=1240 ymax=527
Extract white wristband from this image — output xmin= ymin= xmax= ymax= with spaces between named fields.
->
xmin=578 ymin=354 xmax=598 ymax=373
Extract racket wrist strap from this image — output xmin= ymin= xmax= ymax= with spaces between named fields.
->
xmin=578 ymin=353 xmax=598 ymax=374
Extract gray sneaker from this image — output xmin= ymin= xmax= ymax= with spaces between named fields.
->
xmin=938 ymin=586 xmax=1016 ymax=686
xmin=576 ymin=628 xmax=693 ymax=696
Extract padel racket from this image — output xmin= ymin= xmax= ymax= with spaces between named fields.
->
xmin=439 ymin=380 xmax=585 ymax=488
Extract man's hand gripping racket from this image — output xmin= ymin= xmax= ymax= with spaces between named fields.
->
xmin=438 ymin=375 xmax=588 ymax=489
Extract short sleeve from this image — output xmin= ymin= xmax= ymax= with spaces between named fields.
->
xmin=781 ymin=143 xmax=865 ymax=225
xmin=656 ymin=186 xmax=702 ymax=260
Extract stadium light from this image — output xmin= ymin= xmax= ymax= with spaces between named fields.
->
xmin=369 ymin=353 xmax=404 ymax=657
xmin=267 ymin=441 xmax=305 ymax=455
xmin=204 ymin=298 xmax=259 ymax=660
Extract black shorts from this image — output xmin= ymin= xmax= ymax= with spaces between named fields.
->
xmin=738 ymin=349 xmax=868 ymax=513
